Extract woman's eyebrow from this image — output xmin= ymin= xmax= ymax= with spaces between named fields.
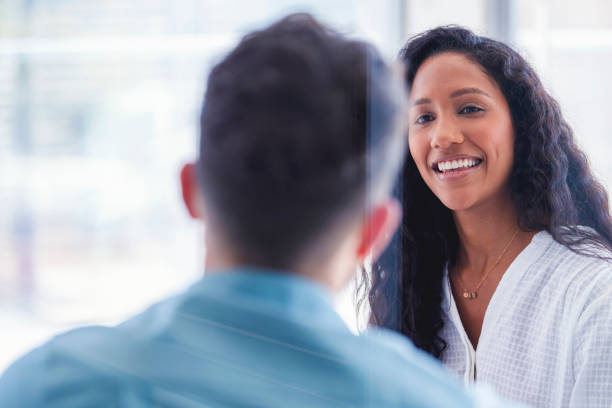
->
xmin=412 ymin=97 xmax=431 ymax=106
xmin=450 ymin=87 xmax=491 ymax=98
xmin=412 ymin=87 xmax=491 ymax=106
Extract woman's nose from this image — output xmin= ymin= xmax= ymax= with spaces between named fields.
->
xmin=430 ymin=118 xmax=464 ymax=149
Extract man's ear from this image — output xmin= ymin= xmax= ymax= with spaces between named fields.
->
xmin=355 ymin=198 xmax=402 ymax=262
xmin=180 ymin=162 xmax=205 ymax=220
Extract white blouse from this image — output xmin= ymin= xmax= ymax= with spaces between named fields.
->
xmin=441 ymin=231 xmax=612 ymax=407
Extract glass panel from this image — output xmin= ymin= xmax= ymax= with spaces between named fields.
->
xmin=0 ymin=0 xmax=402 ymax=371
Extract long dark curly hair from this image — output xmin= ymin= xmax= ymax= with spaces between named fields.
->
xmin=367 ymin=26 xmax=612 ymax=359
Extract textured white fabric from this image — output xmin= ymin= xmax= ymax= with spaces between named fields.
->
xmin=440 ymin=230 xmax=612 ymax=408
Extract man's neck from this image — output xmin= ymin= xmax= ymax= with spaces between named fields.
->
xmin=203 ymin=243 xmax=351 ymax=293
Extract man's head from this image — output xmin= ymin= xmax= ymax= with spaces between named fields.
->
xmin=181 ymin=13 xmax=406 ymax=289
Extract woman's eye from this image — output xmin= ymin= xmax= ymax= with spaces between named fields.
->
xmin=459 ymin=105 xmax=483 ymax=114
xmin=415 ymin=114 xmax=434 ymax=124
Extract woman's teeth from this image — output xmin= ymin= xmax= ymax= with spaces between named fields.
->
xmin=437 ymin=158 xmax=480 ymax=172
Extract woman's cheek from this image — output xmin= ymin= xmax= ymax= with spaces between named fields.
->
xmin=409 ymin=133 xmax=428 ymax=171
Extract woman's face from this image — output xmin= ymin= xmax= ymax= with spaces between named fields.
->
xmin=408 ymin=52 xmax=515 ymax=212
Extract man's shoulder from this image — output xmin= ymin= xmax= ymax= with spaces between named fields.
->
xmin=351 ymin=327 xmax=475 ymax=406
xmin=360 ymin=326 xmax=440 ymax=371
xmin=0 ymin=326 xmax=122 ymax=407
xmin=359 ymin=327 xmax=525 ymax=407
xmin=0 ymin=292 xmax=185 ymax=408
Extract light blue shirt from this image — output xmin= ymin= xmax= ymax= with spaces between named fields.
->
xmin=0 ymin=268 xmax=487 ymax=407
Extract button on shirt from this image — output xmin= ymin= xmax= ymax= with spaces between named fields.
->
xmin=441 ymin=231 xmax=612 ymax=407
xmin=0 ymin=268 xmax=509 ymax=407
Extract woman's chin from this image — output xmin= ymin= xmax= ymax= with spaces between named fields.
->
xmin=437 ymin=195 xmax=476 ymax=212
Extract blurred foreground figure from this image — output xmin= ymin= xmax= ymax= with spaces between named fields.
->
xmin=0 ymin=14 xmax=514 ymax=407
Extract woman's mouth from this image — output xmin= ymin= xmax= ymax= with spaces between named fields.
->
xmin=432 ymin=157 xmax=483 ymax=175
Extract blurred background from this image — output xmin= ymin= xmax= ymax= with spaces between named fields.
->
xmin=1 ymin=0 xmax=611 ymax=371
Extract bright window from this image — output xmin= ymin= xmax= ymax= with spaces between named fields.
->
xmin=0 ymin=0 xmax=403 ymax=371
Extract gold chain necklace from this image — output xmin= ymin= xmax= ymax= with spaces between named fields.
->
xmin=454 ymin=228 xmax=520 ymax=299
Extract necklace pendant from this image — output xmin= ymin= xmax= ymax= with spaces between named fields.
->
xmin=463 ymin=291 xmax=477 ymax=299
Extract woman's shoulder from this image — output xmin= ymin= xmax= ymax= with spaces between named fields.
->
xmin=532 ymin=228 xmax=612 ymax=305
xmin=532 ymin=228 xmax=612 ymax=268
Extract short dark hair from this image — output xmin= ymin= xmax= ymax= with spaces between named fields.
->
xmin=197 ymin=13 xmax=404 ymax=268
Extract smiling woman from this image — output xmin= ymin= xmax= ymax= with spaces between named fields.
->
xmin=408 ymin=52 xmax=515 ymax=213
xmin=369 ymin=26 xmax=612 ymax=408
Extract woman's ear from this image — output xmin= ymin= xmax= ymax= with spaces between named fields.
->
xmin=180 ymin=162 xmax=205 ymax=220
xmin=355 ymin=198 xmax=402 ymax=262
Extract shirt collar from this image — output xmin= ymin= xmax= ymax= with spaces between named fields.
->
xmin=185 ymin=266 xmax=340 ymax=324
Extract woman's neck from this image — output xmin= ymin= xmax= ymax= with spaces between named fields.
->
xmin=453 ymin=193 xmax=524 ymax=279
